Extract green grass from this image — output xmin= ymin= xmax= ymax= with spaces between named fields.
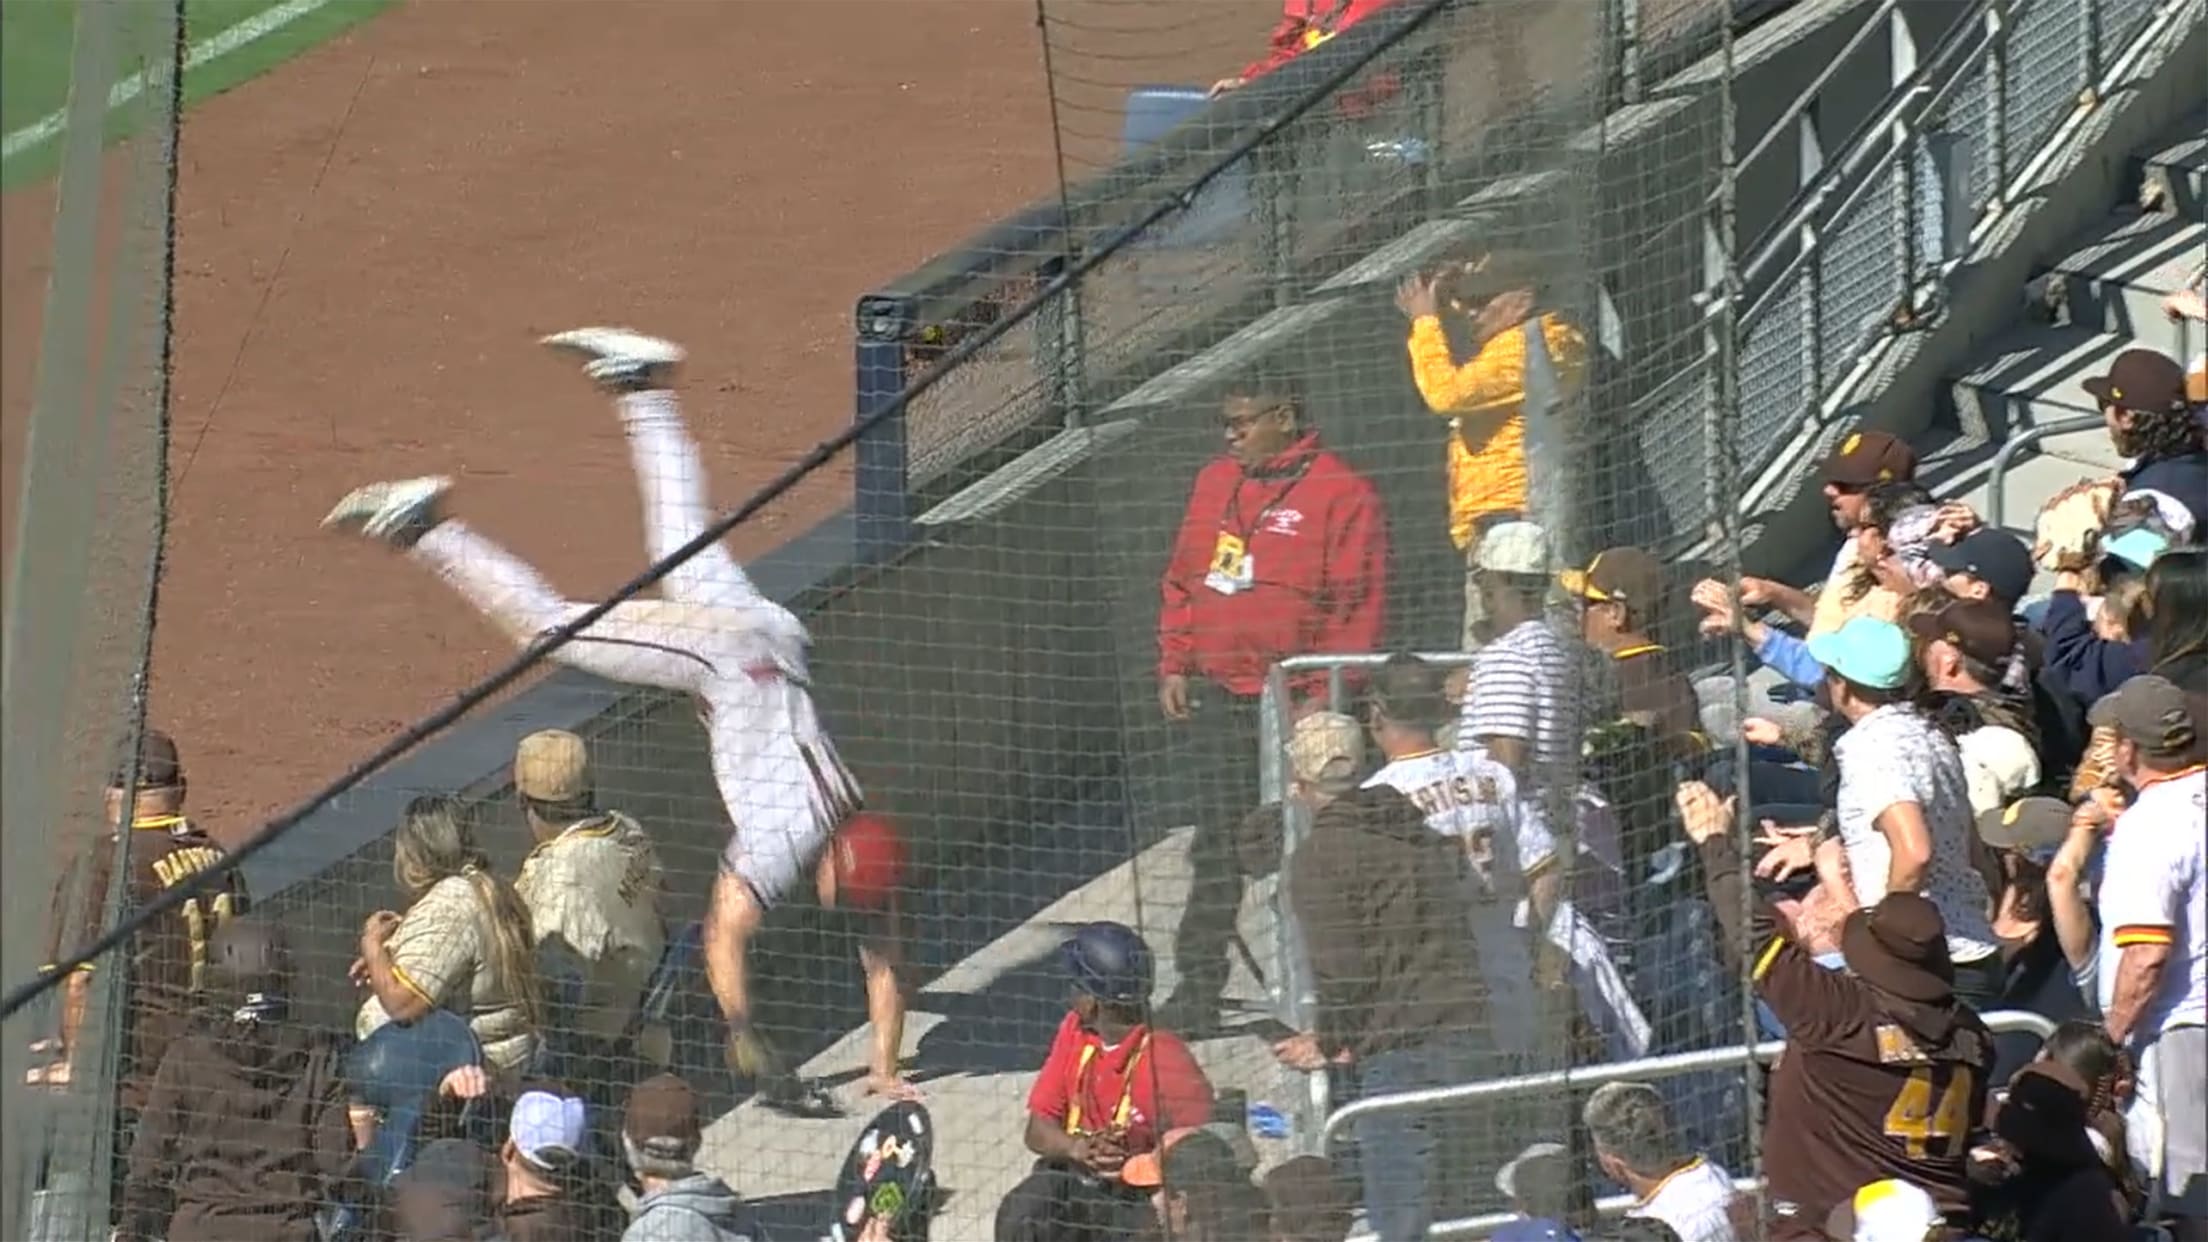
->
xmin=2 ymin=0 xmax=393 ymax=189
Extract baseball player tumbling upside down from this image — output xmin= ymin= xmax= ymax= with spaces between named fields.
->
xmin=322 ymin=328 xmax=917 ymax=1109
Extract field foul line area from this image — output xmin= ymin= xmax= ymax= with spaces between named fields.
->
xmin=1 ymin=0 xmax=332 ymax=166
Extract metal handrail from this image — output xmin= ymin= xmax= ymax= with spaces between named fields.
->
xmin=1718 ymin=0 xmax=2198 ymax=501
xmin=1985 ymin=413 xmax=2107 ymax=531
xmin=1331 ymin=1009 xmax=2061 ymax=1240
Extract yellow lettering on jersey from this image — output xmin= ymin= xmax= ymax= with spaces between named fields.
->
xmin=151 ymin=846 xmax=222 ymax=890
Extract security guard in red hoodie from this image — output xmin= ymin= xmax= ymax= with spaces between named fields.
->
xmin=1154 ymin=375 xmax=1388 ymax=1031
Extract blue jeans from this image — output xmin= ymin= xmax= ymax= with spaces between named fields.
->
xmin=345 ymin=1010 xmax=484 ymax=1186
xmin=1352 ymin=1034 xmax=1484 ymax=1242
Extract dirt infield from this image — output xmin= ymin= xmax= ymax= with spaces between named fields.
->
xmin=0 ymin=1 xmax=1273 ymax=840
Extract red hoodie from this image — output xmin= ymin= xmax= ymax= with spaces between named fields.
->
xmin=1239 ymin=0 xmax=1399 ymax=81
xmin=1159 ymin=433 xmax=1388 ymax=699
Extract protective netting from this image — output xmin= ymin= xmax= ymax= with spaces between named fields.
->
xmin=2 ymin=2 xmax=184 ymax=1238
xmin=14 ymin=1 xmax=2195 ymax=1241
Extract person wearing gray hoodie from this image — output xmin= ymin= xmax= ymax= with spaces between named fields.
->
xmin=619 ymin=1074 xmax=769 ymax=1242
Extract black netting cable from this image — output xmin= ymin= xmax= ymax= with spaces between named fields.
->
xmin=2 ymin=0 xmax=1455 ymax=1020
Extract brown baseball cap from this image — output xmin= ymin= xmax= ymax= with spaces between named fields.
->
xmin=2082 ymin=347 xmax=2188 ymax=414
xmin=2089 ymin=674 xmax=2200 ymax=758
xmin=1906 ymin=597 xmax=2018 ymax=667
xmin=1821 ymin=429 xmax=1918 ymax=488
xmin=623 ymin=1073 xmax=702 ymax=1160
xmin=110 ymin=728 xmax=182 ymax=790
xmin=1974 ymin=796 xmax=2073 ymax=863
xmin=1558 ymin=546 xmax=1665 ymax=612
xmin=515 ymin=729 xmax=590 ymax=802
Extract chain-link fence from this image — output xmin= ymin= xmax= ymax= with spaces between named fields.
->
xmin=2 ymin=1 xmax=185 ymax=1237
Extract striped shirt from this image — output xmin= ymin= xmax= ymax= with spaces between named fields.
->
xmin=1459 ymin=617 xmax=1579 ymax=780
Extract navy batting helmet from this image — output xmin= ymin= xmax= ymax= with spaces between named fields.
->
xmin=1062 ymin=921 xmax=1154 ymax=1006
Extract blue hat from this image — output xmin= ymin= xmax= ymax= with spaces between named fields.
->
xmin=2103 ymin=526 xmax=2170 ymax=571
xmin=1062 ymin=921 xmax=1154 ymax=1006
xmin=1807 ymin=616 xmax=1913 ymax=690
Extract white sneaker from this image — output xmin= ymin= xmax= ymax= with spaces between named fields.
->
xmin=540 ymin=327 xmax=685 ymax=391
xmin=321 ymin=476 xmax=451 ymax=543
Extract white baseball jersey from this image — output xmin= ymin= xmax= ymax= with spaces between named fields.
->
xmin=515 ymin=810 xmax=668 ymax=1039
xmin=409 ymin=390 xmax=859 ymax=907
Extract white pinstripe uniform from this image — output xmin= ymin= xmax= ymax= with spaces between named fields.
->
xmin=412 ymin=389 xmax=859 ymax=907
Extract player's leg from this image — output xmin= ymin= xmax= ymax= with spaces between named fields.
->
xmin=539 ymin=327 xmax=759 ymax=611
xmin=850 ymin=891 xmax=918 ymax=1102
xmin=322 ymin=479 xmax=723 ymax=694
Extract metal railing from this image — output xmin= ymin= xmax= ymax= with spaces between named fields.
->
xmin=1719 ymin=0 xmax=2201 ymax=505
xmin=1985 ymin=412 xmax=2108 ymax=531
xmin=1332 ymin=1009 xmax=2059 ymax=1240
xmin=1256 ymin=651 xmax=1480 ymax=1148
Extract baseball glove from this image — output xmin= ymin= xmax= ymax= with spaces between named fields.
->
xmin=2031 ymin=477 xmax=2121 ymax=572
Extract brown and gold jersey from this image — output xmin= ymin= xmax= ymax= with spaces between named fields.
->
xmin=1697 ymin=837 xmax=1990 ymax=1239
xmin=48 ymin=817 xmax=249 ymax=1105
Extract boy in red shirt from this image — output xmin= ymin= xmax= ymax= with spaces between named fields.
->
xmin=996 ymin=922 xmax=1217 ymax=1242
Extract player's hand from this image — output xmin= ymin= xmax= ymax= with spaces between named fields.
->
xmin=361 ymin=910 xmax=402 ymax=944
xmin=347 ymin=956 xmax=370 ymax=987
xmin=1207 ymin=76 xmax=1247 ymax=98
xmin=1672 ymin=781 xmax=1734 ymax=845
xmin=1393 ymin=272 xmax=1440 ymax=321
xmin=1740 ymin=717 xmax=1785 ymax=747
xmin=856 ymin=1217 xmax=892 ymax=1242
xmin=1158 ymin=673 xmax=1192 ymax=722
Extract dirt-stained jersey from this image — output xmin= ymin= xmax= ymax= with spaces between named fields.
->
xmin=515 ymin=810 xmax=667 ymax=1039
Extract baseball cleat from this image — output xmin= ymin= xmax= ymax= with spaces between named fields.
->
xmin=540 ymin=327 xmax=685 ymax=391
xmin=321 ymin=475 xmax=451 ymax=545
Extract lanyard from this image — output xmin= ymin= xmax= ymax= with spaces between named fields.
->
xmin=1064 ymin=1032 xmax=1150 ymax=1134
xmin=1220 ymin=459 xmax=1313 ymax=544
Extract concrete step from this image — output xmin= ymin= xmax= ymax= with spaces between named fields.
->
xmin=2131 ymin=107 xmax=2206 ymax=220
xmin=2035 ymin=210 xmax=2206 ymax=341
xmin=1948 ymin=324 xmax=2135 ymax=447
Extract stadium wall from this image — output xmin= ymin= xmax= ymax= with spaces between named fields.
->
xmin=243 ymin=0 xmax=1976 ymax=1064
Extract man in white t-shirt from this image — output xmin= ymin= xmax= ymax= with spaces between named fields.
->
xmin=2087 ymin=675 xmax=2207 ymax=1226
xmin=1764 ymin=616 xmax=2002 ymax=1009
xmin=1582 ymin=1081 xmax=1746 ymax=1242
